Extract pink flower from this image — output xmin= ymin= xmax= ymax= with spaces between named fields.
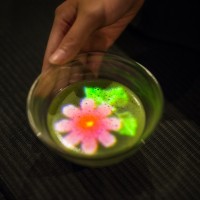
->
xmin=54 ymin=98 xmax=121 ymax=155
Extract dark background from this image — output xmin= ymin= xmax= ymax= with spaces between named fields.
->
xmin=0 ymin=0 xmax=199 ymax=199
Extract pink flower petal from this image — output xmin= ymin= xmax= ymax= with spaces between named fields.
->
xmin=96 ymin=103 xmax=112 ymax=117
xmin=98 ymin=131 xmax=116 ymax=147
xmin=81 ymin=138 xmax=97 ymax=155
xmin=80 ymin=98 xmax=95 ymax=111
xmin=62 ymin=105 xmax=80 ymax=118
xmin=54 ymin=119 xmax=72 ymax=132
xmin=104 ymin=117 xmax=121 ymax=131
xmin=62 ymin=132 xmax=83 ymax=148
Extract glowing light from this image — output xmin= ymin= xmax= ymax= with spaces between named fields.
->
xmin=78 ymin=116 xmax=96 ymax=128
xmin=84 ymin=86 xmax=138 ymax=136
xmin=54 ymin=98 xmax=121 ymax=155
xmin=84 ymin=86 xmax=129 ymax=107
xmin=117 ymin=112 xmax=137 ymax=136
xmin=85 ymin=120 xmax=94 ymax=127
xmin=53 ymin=85 xmax=139 ymax=155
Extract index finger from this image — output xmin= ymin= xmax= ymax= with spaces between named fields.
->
xmin=42 ymin=1 xmax=77 ymax=72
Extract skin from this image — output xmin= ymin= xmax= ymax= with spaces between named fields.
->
xmin=42 ymin=0 xmax=144 ymax=72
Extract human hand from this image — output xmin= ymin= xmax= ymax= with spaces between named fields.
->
xmin=42 ymin=0 xmax=144 ymax=71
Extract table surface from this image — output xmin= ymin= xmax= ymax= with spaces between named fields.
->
xmin=0 ymin=1 xmax=199 ymax=200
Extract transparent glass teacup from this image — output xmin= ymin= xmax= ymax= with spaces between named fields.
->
xmin=27 ymin=52 xmax=163 ymax=167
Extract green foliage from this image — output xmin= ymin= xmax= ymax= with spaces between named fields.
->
xmin=84 ymin=86 xmax=137 ymax=137
xmin=117 ymin=112 xmax=137 ymax=136
xmin=84 ymin=86 xmax=129 ymax=107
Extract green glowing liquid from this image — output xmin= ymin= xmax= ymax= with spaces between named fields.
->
xmin=47 ymin=79 xmax=146 ymax=157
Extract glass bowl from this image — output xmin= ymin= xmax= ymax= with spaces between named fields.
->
xmin=27 ymin=52 xmax=163 ymax=167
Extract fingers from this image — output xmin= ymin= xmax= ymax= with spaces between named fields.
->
xmin=42 ymin=0 xmax=144 ymax=73
xmin=85 ymin=52 xmax=104 ymax=77
xmin=36 ymin=64 xmax=83 ymax=98
xmin=48 ymin=9 xmax=102 ymax=66
xmin=42 ymin=1 xmax=77 ymax=72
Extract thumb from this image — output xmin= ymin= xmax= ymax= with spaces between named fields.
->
xmin=49 ymin=13 xmax=101 ymax=65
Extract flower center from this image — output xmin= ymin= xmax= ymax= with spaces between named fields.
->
xmin=78 ymin=115 xmax=97 ymax=129
xmin=85 ymin=121 xmax=94 ymax=127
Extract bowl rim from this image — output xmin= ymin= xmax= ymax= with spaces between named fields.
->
xmin=26 ymin=51 xmax=164 ymax=161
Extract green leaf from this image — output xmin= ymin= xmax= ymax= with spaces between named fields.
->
xmin=84 ymin=87 xmax=105 ymax=105
xmin=117 ymin=112 xmax=137 ymax=136
xmin=84 ymin=86 xmax=129 ymax=107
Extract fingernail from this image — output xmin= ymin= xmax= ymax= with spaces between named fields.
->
xmin=49 ymin=49 xmax=67 ymax=64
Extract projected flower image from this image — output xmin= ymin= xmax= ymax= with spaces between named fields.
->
xmin=54 ymin=98 xmax=121 ymax=154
